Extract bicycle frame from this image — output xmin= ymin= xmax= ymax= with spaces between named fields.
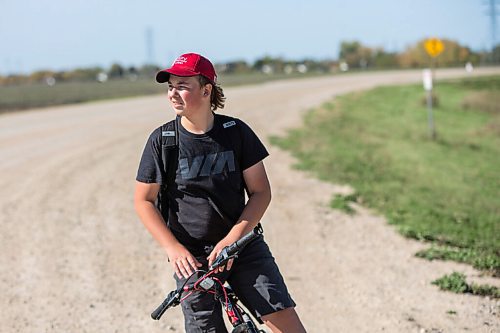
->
xmin=207 ymin=278 xmax=262 ymax=332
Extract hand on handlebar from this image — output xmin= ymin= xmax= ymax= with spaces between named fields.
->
xmin=207 ymin=240 xmax=235 ymax=272
xmin=167 ymin=243 xmax=202 ymax=279
xmin=152 ymin=226 xmax=263 ymax=321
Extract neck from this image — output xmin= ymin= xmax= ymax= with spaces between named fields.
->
xmin=181 ymin=110 xmax=215 ymax=134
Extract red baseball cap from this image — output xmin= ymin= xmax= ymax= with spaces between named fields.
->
xmin=156 ymin=53 xmax=217 ymax=84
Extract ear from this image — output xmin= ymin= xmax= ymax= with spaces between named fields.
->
xmin=203 ymin=85 xmax=212 ymax=97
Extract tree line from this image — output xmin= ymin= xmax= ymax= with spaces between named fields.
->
xmin=1 ymin=38 xmax=499 ymax=86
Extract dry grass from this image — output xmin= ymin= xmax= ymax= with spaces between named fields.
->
xmin=461 ymin=91 xmax=500 ymax=114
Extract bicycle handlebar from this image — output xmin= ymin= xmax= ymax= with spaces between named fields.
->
xmin=151 ymin=224 xmax=263 ymax=321
xmin=209 ymin=224 xmax=263 ymax=270
xmin=151 ymin=290 xmax=181 ymax=320
xmin=227 ymin=224 xmax=263 ymax=257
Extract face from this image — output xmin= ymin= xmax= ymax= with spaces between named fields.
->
xmin=167 ymin=75 xmax=210 ymax=116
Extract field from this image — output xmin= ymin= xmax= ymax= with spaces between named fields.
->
xmin=0 ymin=72 xmax=327 ymax=113
xmin=271 ymin=75 xmax=500 ymax=275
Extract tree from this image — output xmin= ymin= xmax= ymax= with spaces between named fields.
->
xmin=30 ymin=70 xmax=56 ymax=83
xmin=108 ymin=63 xmax=124 ymax=78
xmin=62 ymin=67 xmax=102 ymax=81
xmin=372 ymin=49 xmax=398 ymax=68
xmin=339 ymin=41 xmax=374 ymax=69
xmin=253 ymin=56 xmax=286 ymax=73
xmin=139 ymin=64 xmax=160 ymax=78
xmin=219 ymin=60 xmax=251 ymax=74
xmin=398 ymin=38 xmax=479 ymax=68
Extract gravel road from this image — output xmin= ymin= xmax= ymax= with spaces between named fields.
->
xmin=1 ymin=68 xmax=499 ymax=332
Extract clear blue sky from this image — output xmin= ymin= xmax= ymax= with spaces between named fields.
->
xmin=0 ymin=0 xmax=496 ymax=74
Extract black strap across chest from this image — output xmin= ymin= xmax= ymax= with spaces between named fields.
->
xmin=161 ymin=117 xmax=179 ymax=187
xmin=157 ymin=116 xmax=243 ymax=222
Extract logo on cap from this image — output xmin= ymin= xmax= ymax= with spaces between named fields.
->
xmin=174 ymin=56 xmax=188 ymax=65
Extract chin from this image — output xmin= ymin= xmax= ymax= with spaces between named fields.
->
xmin=172 ymin=106 xmax=184 ymax=115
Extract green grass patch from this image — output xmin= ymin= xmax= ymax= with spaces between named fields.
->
xmin=270 ymin=75 xmax=500 ymax=274
xmin=416 ymin=246 xmax=500 ymax=273
xmin=432 ymin=272 xmax=500 ymax=298
xmin=330 ymin=193 xmax=359 ymax=215
xmin=0 ymin=79 xmax=165 ymax=112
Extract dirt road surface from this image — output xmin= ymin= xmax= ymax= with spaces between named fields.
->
xmin=1 ymin=68 xmax=499 ymax=333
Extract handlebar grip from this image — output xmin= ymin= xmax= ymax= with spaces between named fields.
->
xmin=225 ymin=224 xmax=263 ymax=257
xmin=209 ymin=224 xmax=263 ymax=270
xmin=151 ymin=290 xmax=180 ymax=320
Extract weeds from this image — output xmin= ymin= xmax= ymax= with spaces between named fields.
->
xmin=432 ymin=272 xmax=500 ymax=298
xmin=461 ymin=91 xmax=500 ymax=114
xmin=330 ymin=193 xmax=359 ymax=214
xmin=416 ymin=246 xmax=500 ymax=276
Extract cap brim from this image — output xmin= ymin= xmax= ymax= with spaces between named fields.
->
xmin=155 ymin=71 xmax=170 ymax=83
xmin=155 ymin=68 xmax=199 ymax=83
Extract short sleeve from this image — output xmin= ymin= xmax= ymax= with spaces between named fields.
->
xmin=238 ymin=120 xmax=269 ymax=170
xmin=136 ymin=127 xmax=166 ymax=184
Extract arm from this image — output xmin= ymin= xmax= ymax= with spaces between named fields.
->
xmin=207 ymin=161 xmax=271 ymax=268
xmin=134 ymin=181 xmax=201 ymax=278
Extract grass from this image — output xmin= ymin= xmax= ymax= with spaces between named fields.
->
xmin=330 ymin=193 xmax=359 ymax=215
xmin=0 ymin=78 xmax=164 ymax=112
xmin=416 ymin=246 xmax=499 ymax=272
xmin=432 ymin=272 xmax=499 ymax=298
xmin=270 ymin=75 xmax=500 ymax=276
xmin=0 ymin=71 xmax=329 ymax=113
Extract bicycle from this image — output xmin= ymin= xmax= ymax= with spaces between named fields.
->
xmin=151 ymin=224 xmax=267 ymax=333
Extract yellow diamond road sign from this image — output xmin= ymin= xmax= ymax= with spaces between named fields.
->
xmin=425 ymin=38 xmax=445 ymax=58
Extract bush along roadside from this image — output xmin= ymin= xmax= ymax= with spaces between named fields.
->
xmin=432 ymin=272 xmax=499 ymax=299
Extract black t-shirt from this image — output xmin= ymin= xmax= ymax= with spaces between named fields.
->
xmin=136 ymin=114 xmax=269 ymax=256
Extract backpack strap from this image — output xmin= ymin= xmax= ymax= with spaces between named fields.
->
xmin=161 ymin=116 xmax=180 ymax=186
xmin=220 ymin=117 xmax=242 ymax=162
xmin=157 ymin=117 xmax=179 ymax=224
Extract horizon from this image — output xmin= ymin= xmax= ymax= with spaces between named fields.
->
xmin=1 ymin=0 xmax=497 ymax=75
xmin=0 ymin=37 xmax=493 ymax=77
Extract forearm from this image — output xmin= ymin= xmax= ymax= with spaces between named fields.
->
xmin=135 ymin=200 xmax=180 ymax=253
xmin=225 ymin=190 xmax=271 ymax=243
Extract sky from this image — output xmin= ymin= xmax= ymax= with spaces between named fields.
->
xmin=0 ymin=0 xmax=496 ymax=75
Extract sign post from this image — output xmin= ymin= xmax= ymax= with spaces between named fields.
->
xmin=423 ymin=38 xmax=444 ymax=140
xmin=422 ymin=69 xmax=436 ymax=139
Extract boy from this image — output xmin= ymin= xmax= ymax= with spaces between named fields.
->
xmin=134 ymin=53 xmax=306 ymax=332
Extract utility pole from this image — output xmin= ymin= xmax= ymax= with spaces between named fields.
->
xmin=485 ymin=0 xmax=498 ymax=50
xmin=145 ymin=27 xmax=155 ymax=65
